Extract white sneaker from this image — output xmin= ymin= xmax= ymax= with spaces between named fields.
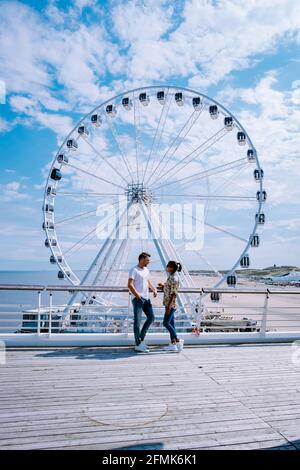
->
xmin=163 ymin=344 xmax=178 ymax=352
xmin=176 ymin=339 xmax=184 ymax=353
xmin=135 ymin=342 xmax=149 ymax=353
xmin=140 ymin=340 xmax=150 ymax=351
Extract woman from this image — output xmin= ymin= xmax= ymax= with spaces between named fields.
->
xmin=158 ymin=261 xmax=184 ymax=353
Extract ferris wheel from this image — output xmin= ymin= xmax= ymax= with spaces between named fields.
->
xmin=42 ymin=85 xmax=266 ymax=312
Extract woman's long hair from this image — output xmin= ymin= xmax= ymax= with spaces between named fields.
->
xmin=167 ymin=261 xmax=182 ymax=274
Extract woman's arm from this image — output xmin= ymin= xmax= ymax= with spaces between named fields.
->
xmin=165 ymin=277 xmax=179 ymax=314
xmin=165 ymin=293 xmax=176 ymax=314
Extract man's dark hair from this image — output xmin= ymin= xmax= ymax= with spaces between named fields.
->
xmin=138 ymin=252 xmax=151 ymax=261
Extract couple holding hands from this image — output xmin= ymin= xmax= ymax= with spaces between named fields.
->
xmin=128 ymin=252 xmax=184 ymax=353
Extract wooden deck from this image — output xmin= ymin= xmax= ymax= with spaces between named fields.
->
xmin=0 ymin=344 xmax=300 ymax=450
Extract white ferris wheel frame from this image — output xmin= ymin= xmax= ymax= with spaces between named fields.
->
xmin=42 ymin=85 xmax=265 ymax=309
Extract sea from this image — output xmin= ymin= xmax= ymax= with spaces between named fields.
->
xmin=0 ymin=271 xmax=71 ymax=333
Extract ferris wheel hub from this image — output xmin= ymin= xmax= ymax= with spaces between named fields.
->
xmin=126 ymin=183 xmax=153 ymax=205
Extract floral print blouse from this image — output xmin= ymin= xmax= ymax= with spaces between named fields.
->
xmin=163 ymin=273 xmax=179 ymax=309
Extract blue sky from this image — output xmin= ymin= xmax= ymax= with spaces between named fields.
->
xmin=0 ymin=0 xmax=300 ymax=272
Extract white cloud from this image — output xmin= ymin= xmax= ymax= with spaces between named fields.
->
xmin=9 ymin=94 xmax=74 ymax=141
xmin=1 ymin=0 xmax=300 ymax=137
xmin=0 ymin=181 xmax=28 ymax=202
xmin=0 ymin=0 xmax=123 ymax=136
xmin=216 ymin=71 xmax=300 ymax=207
xmin=0 ymin=116 xmax=13 ymax=133
xmin=111 ymin=0 xmax=300 ymax=88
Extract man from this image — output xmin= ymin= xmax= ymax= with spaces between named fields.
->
xmin=128 ymin=252 xmax=157 ymax=352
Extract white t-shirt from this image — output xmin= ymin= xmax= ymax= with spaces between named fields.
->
xmin=128 ymin=265 xmax=150 ymax=299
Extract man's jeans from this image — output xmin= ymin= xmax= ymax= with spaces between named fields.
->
xmin=163 ymin=307 xmax=178 ymax=342
xmin=132 ymin=297 xmax=155 ymax=346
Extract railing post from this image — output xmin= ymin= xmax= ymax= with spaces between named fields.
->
xmin=260 ymin=290 xmax=269 ymax=336
xmin=49 ymin=291 xmax=53 ymax=336
xmin=126 ymin=294 xmax=130 ymax=337
xmin=37 ymin=291 xmax=41 ymax=335
xmin=195 ymin=290 xmax=203 ymax=333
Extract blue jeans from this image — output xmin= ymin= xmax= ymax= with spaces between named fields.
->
xmin=163 ymin=307 xmax=178 ymax=342
xmin=132 ymin=297 xmax=155 ymax=346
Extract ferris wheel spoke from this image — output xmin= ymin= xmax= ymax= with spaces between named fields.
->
xmin=152 ymin=239 xmax=221 ymax=279
xmin=63 ymin=225 xmax=99 ymax=257
xmin=155 ymin=193 xmax=253 ymax=200
xmin=180 ymin=162 xmax=249 ymax=191
xmin=170 ymin=204 xmax=248 ymax=243
xmin=156 ymin=127 xmax=228 ymax=187
xmin=190 ymin=250 xmax=222 ymax=277
xmin=132 ymin=91 xmax=141 ymax=182
xmin=85 ymin=139 xmax=130 ymax=185
xmin=55 ymin=199 xmax=124 ymax=225
xmin=208 ymin=163 xmax=254 ymax=205
xmin=146 ymin=109 xmax=201 ymax=187
xmin=153 ymin=158 xmax=247 ymax=192
xmin=63 ymin=215 xmax=125 ymax=260
xmin=142 ymin=87 xmax=170 ymax=184
xmin=151 ymin=126 xmax=228 ymax=188
xmin=105 ymin=116 xmax=135 ymax=182
xmin=205 ymin=221 xmax=248 ymax=242
xmin=62 ymin=200 xmax=124 ymax=256
xmin=56 ymin=208 xmax=97 ymax=225
xmin=56 ymin=191 xmax=125 ymax=197
xmin=151 ymin=109 xmax=205 ymax=187
xmin=137 ymin=91 xmax=146 ymax=182
xmin=146 ymin=95 xmax=173 ymax=182
xmin=67 ymin=162 xmax=125 ymax=190
xmin=155 ymin=192 xmax=256 ymax=202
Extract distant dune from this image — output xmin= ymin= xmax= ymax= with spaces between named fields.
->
xmin=184 ymin=265 xmax=300 ymax=277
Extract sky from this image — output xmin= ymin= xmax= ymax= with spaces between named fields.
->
xmin=0 ymin=0 xmax=300 ymax=272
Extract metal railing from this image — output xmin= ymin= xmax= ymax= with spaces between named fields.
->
xmin=0 ymin=284 xmax=299 ymax=346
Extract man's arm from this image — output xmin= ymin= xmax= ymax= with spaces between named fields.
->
xmin=148 ymin=280 xmax=157 ymax=298
xmin=128 ymin=278 xmax=141 ymax=299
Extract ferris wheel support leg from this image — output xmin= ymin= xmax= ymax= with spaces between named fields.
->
xmin=102 ymin=238 xmax=128 ymax=303
xmin=80 ymin=203 xmax=133 ymax=308
xmin=63 ymin=203 xmax=130 ymax=314
xmin=102 ymin=239 xmax=127 ymax=286
xmin=83 ymin=236 xmax=122 ymax=307
xmin=86 ymin=205 xmax=131 ymax=291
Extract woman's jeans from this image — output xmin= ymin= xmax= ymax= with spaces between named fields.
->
xmin=163 ymin=307 xmax=178 ymax=342
xmin=132 ymin=297 xmax=155 ymax=346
